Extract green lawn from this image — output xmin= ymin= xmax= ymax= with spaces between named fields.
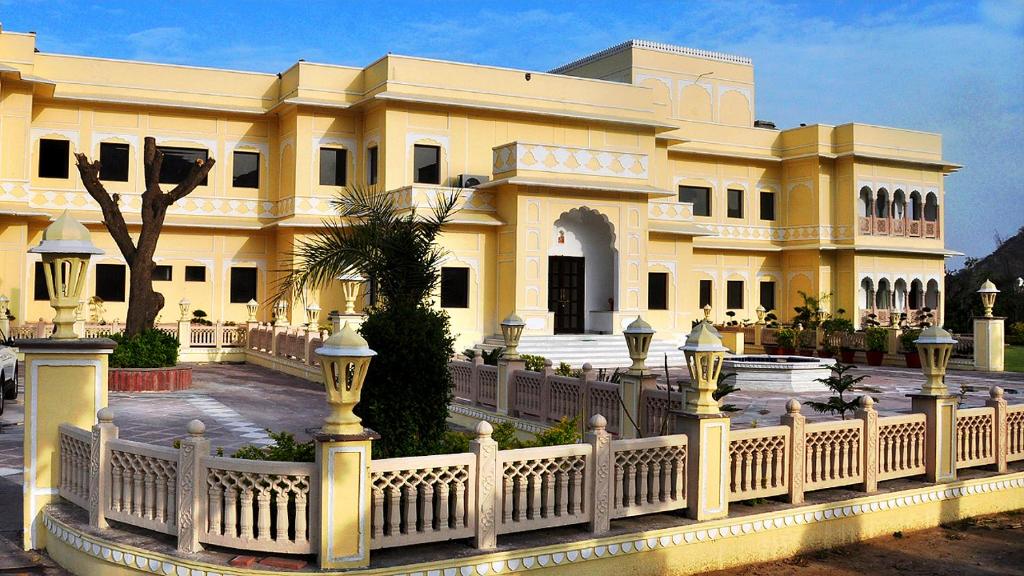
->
xmin=1006 ymin=345 xmax=1024 ymax=372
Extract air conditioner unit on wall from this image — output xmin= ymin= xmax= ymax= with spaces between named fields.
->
xmin=458 ymin=174 xmax=490 ymax=188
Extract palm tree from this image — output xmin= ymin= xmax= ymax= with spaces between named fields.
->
xmin=279 ymin=185 xmax=460 ymax=310
xmin=279 ymin=185 xmax=461 ymax=457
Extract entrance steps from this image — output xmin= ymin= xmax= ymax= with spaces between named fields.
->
xmin=475 ymin=334 xmax=686 ymax=369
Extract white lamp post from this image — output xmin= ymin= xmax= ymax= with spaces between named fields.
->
xmin=246 ymin=299 xmax=259 ymax=322
xmin=681 ymin=321 xmax=728 ymax=415
xmin=178 ymin=298 xmax=191 ymax=322
xmin=623 ymin=316 xmax=655 ymax=375
xmin=977 ymin=280 xmax=999 ymax=318
xmin=27 ymin=211 xmax=104 ymax=339
xmin=500 ymin=313 xmax=526 ymax=359
xmin=915 ymin=325 xmax=956 ymax=395
xmin=306 ymin=303 xmax=321 ymax=327
xmin=315 ymin=322 xmax=376 ymax=435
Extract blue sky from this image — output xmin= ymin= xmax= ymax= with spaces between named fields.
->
xmin=2 ymin=1 xmax=1022 ymax=264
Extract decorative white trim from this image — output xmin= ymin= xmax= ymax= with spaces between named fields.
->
xmin=43 ymin=474 xmax=1024 ymax=576
xmin=550 ymin=40 xmax=752 ymax=73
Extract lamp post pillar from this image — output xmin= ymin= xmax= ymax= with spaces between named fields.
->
xmin=674 ymin=320 xmax=730 ymax=521
xmin=313 ymin=322 xmax=378 ymax=569
xmin=910 ymin=325 xmax=958 ymax=483
xmin=21 ymin=211 xmax=112 ymax=550
xmin=497 ymin=313 xmax=526 ymax=415
xmin=974 ymin=280 xmax=1004 ymax=372
xmin=620 ymin=317 xmax=656 ymax=439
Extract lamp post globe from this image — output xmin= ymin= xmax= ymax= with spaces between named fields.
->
xmin=977 ymin=279 xmax=999 ymax=318
xmin=500 ymin=313 xmax=526 ymax=359
xmin=315 ymin=322 xmax=376 ymax=435
xmin=27 ymin=211 xmax=104 ymax=339
xmin=623 ymin=316 xmax=655 ymax=375
xmin=914 ymin=325 xmax=957 ymax=395
xmin=680 ymin=321 xmax=728 ymax=415
xmin=178 ymin=298 xmax=191 ymax=321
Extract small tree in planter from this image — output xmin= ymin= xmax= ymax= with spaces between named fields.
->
xmin=899 ymin=329 xmax=922 ymax=368
xmin=804 ymin=362 xmax=881 ymax=420
xmin=797 ymin=325 xmax=816 ymax=356
xmin=864 ymin=326 xmax=889 ymax=366
xmin=820 ymin=315 xmax=855 ymax=360
xmin=776 ymin=327 xmax=797 ymax=355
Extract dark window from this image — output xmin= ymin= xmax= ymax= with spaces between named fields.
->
xmin=157 ymin=146 xmax=209 ymax=185
xmin=648 ymin=272 xmax=669 ymax=310
xmin=760 ymin=191 xmax=776 ymax=221
xmin=95 ymin=264 xmax=127 ymax=302
xmin=760 ymin=281 xmax=776 ymax=312
xmin=100 ymin=143 xmax=130 ymax=182
xmin=414 ymin=144 xmax=441 ymax=184
xmin=727 ymin=280 xmax=744 ymax=310
xmin=232 ymin=151 xmax=259 ymax=188
xmin=38 ymin=139 xmax=70 ymax=179
xmin=154 ymin=265 xmax=172 ymax=281
xmin=678 ymin=185 xmax=711 ymax=217
xmin=367 ymin=146 xmax=379 ymax=185
xmin=185 ymin=265 xmax=206 ymax=282
xmin=440 ymin=267 xmax=469 ymax=308
xmin=229 ymin=267 xmax=258 ymax=303
xmin=699 ymin=279 xmax=713 ymax=309
xmin=319 ymin=148 xmax=347 ymax=186
xmin=727 ymin=189 xmax=744 ymax=218
xmin=34 ymin=262 xmax=49 ymax=300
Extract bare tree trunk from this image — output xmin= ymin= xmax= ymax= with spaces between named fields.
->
xmin=75 ymin=136 xmax=214 ymax=337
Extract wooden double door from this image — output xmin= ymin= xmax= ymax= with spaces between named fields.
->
xmin=548 ymin=256 xmax=585 ymax=334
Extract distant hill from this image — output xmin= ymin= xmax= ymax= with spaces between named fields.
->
xmin=944 ymin=226 xmax=1024 ymax=333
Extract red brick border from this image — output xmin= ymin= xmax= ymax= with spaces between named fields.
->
xmin=108 ymin=366 xmax=193 ymax=392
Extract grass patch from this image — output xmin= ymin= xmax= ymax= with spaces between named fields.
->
xmin=1005 ymin=345 xmax=1024 ymax=373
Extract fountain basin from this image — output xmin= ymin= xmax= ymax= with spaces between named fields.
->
xmin=721 ymin=355 xmax=836 ymax=393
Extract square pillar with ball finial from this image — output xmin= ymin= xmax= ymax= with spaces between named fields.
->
xmin=673 ymin=319 xmax=730 ymax=521
xmin=20 ymin=211 xmax=114 ymax=550
xmin=313 ymin=321 xmax=378 ymax=569
xmin=909 ymin=325 xmax=959 ymax=483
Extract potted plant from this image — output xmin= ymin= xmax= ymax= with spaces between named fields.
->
xmin=776 ymin=327 xmax=797 ymax=355
xmin=864 ymin=326 xmax=888 ymax=366
xmin=820 ymin=316 xmax=854 ymax=360
xmin=797 ymin=327 xmax=816 ymax=356
xmin=900 ymin=328 xmax=922 ymax=368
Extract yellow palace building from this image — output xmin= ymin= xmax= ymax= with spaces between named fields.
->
xmin=0 ymin=27 xmax=959 ymax=348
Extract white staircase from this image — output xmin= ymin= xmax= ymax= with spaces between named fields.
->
xmin=477 ymin=334 xmax=686 ymax=369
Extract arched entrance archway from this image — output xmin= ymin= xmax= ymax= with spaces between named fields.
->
xmin=548 ymin=207 xmax=617 ymax=333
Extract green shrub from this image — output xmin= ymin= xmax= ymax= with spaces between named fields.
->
xmin=357 ymin=305 xmax=455 ymax=458
xmin=232 ymin=430 xmax=314 ymax=462
xmin=491 ymin=421 xmax=522 ymax=450
xmin=1008 ymin=322 xmax=1024 ymax=346
xmin=521 ymin=354 xmax=547 ymax=372
xmin=865 ymin=326 xmax=889 ymax=352
xmin=109 ymin=329 xmax=179 ymax=368
xmin=531 ymin=417 xmax=580 ymax=446
xmin=900 ymin=328 xmax=922 ymax=352
xmin=440 ymin=429 xmax=471 ymax=454
xmin=555 ymin=362 xmax=581 ymax=378
xmin=190 ymin=309 xmax=213 ymax=326
xmin=776 ymin=327 xmax=797 ymax=349
xmin=462 ymin=347 xmax=503 ymax=365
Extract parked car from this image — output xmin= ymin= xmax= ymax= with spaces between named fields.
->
xmin=0 ymin=339 xmax=17 ymax=415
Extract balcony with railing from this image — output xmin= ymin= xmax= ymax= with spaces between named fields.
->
xmin=858 ymin=215 xmax=939 ymax=238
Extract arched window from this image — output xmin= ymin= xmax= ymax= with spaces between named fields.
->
xmin=894 ymin=279 xmax=908 ymax=312
xmin=924 ymin=193 xmax=939 ymax=222
xmin=875 ymin=188 xmax=890 ymax=218
xmin=910 ymin=191 xmax=922 ymax=221
xmin=859 ymin=187 xmax=873 ymax=218
xmin=861 ymin=277 xmax=875 ymax=309
xmin=876 ymin=278 xmax=892 ymax=310
xmin=909 ymin=279 xmax=923 ymax=310
xmin=925 ymin=279 xmax=940 ymax=309
xmin=893 ymin=189 xmax=906 ymax=220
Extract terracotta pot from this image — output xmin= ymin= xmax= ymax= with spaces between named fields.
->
xmin=799 ymin=348 xmax=815 ymax=357
xmin=840 ymin=349 xmax=857 ymax=363
xmin=904 ymin=351 xmax=922 ymax=369
xmin=764 ymin=345 xmax=780 ymax=355
xmin=108 ymin=366 xmax=192 ymax=392
xmin=779 ymin=347 xmax=796 ymax=355
xmin=818 ymin=349 xmax=835 ymax=359
xmin=866 ymin=350 xmax=885 ymax=366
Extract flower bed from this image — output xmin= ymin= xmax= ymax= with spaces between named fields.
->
xmin=108 ymin=366 xmax=192 ymax=392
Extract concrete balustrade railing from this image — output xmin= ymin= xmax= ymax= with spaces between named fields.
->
xmin=53 ymin=386 xmax=1023 ymax=565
